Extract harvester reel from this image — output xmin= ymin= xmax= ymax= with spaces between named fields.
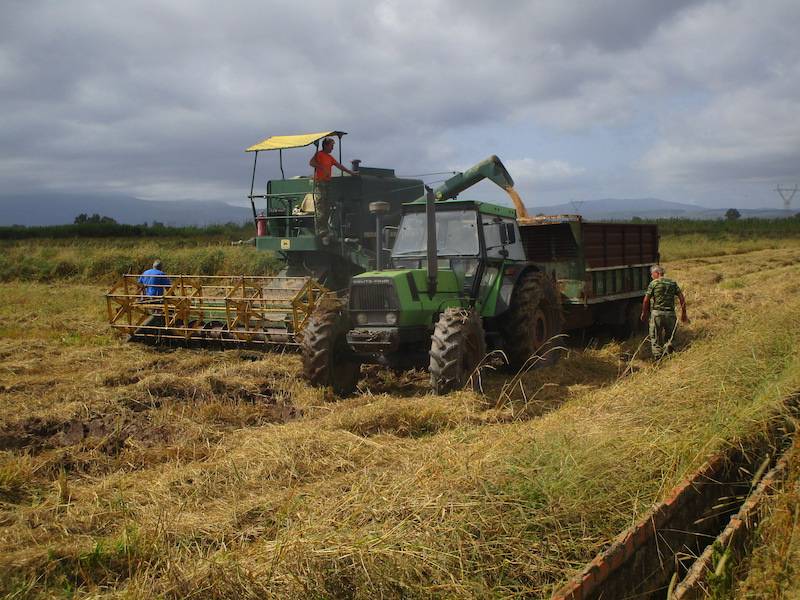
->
xmin=429 ymin=308 xmax=486 ymax=395
xmin=500 ymin=271 xmax=563 ymax=370
xmin=301 ymin=300 xmax=361 ymax=397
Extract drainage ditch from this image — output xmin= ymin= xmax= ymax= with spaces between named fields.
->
xmin=552 ymin=398 xmax=797 ymax=600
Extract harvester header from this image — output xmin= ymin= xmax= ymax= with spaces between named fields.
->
xmin=106 ymin=274 xmax=330 ymax=346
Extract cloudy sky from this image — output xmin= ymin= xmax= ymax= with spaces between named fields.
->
xmin=1 ymin=0 xmax=798 ymax=210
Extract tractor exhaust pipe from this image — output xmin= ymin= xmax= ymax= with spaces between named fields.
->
xmin=425 ymin=185 xmax=437 ymax=298
xmin=369 ymin=201 xmax=390 ymax=271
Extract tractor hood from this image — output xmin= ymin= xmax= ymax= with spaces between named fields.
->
xmin=349 ymin=269 xmax=463 ymax=327
xmin=354 ymin=268 xmax=461 ymax=292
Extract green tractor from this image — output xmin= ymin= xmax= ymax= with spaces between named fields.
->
xmin=300 ymin=155 xmax=564 ymax=395
xmin=301 ymin=155 xmax=659 ymax=395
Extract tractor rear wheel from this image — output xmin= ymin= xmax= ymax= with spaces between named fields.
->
xmin=429 ymin=308 xmax=486 ymax=394
xmin=500 ymin=271 xmax=563 ymax=371
xmin=301 ymin=301 xmax=361 ymax=397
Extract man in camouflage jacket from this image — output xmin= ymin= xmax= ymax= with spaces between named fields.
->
xmin=640 ymin=265 xmax=689 ymax=359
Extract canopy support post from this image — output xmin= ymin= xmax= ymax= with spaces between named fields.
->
xmin=249 ymin=150 xmax=259 ymax=225
xmin=279 ymin=149 xmax=285 ymax=180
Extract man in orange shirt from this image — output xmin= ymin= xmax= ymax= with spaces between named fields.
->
xmin=309 ymin=137 xmax=356 ymax=243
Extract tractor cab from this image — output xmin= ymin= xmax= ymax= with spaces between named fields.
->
xmin=390 ymin=200 xmax=525 ymax=300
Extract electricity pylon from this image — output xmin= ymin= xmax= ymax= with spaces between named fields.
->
xmin=776 ymin=185 xmax=798 ymax=210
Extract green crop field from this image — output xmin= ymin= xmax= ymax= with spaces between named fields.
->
xmin=1 ymin=231 xmax=799 ymax=598
xmin=2 ymin=216 xmax=800 ymax=283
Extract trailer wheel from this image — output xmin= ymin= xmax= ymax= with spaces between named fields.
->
xmin=429 ymin=308 xmax=486 ymax=395
xmin=501 ymin=272 xmax=563 ymax=370
xmin=619 ymin=299 xmax=645 ymax=338
xmin=301 ymin=302 xmax=361 ymax=397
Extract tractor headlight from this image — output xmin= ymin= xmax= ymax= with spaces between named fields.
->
xmin=356 ymin=312 xmax=369 ymax=325
xmin=385 ymin=312 xmax=398 ymax=325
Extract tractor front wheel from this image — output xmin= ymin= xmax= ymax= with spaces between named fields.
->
xmin=301 ymin=302 xmax=361 ymax=397
xmin=429 ymin=308 xmax=486 ymax=395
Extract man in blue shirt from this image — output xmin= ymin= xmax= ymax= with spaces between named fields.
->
xmin=138 ymin=260 xmax=171 ymax=297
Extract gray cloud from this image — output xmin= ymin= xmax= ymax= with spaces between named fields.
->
xmin=638 ymin=0 xmax=800 ymax=191
xmin=0 ymin=0 xmax=798 ymax=209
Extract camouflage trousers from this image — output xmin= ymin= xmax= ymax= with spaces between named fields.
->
xmin=649 ymin=309 xmax=677 ymax=359
xmin=313 ymin=180 xmax=330 ymax=239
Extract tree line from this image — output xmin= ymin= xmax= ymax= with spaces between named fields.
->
xmin=2 ymin=213 xmax=800 ymax=241
xmin=0 ymin=218 xmax=255 ymax=240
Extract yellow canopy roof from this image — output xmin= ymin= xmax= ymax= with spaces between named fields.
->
xmin=245 ymin=131 xmax=346 ymax=152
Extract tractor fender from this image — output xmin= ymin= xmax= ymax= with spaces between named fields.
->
xmin=494 ymin=264 xmax=544 ymax=316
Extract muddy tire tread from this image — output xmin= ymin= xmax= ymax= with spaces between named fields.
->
xmin=301 ymin=302 xmax=360 ymax=396
xmin=429 ymin=308 xmax=486 ymax=395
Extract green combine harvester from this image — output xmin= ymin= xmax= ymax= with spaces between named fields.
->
xmin=106 ymin=131 xmax=425 ymax=345
xmin=300 ymin=156 xmax=659 ymax=394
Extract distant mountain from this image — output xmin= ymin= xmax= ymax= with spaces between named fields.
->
xmin=528 ymin=198 xmax=795 ymax=220
xmin=0 ymin=193 xmax=794 ymax=226
xmin=0 ymin=193 xmax=252 ymax=226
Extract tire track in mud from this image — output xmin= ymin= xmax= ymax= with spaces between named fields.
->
xmin=0 ymin=364 xmax=302 ymax=483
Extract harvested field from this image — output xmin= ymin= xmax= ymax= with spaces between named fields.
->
xmin=1 ymin=243 xmax=799 ymax=598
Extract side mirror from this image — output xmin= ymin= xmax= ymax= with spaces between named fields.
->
xmin=499 ymin=222 xmax=516 ymax=245
xmin=382 ymin=225 xmax=398 ymax=252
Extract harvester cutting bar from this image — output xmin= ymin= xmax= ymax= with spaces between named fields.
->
xmin=105 ymin=274 xmax=330 ymax=346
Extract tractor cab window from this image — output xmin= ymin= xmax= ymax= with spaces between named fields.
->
xmin=392 ymin=210 xmax=479 ymax=257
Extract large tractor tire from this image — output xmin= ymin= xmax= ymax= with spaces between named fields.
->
xmin=301 ymin=302 xmax=361 ymax=397
xmin=500 ymin=271 xmax=564 ymax=371
xmin=429 ymin=308 xmax=487 ymax=395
